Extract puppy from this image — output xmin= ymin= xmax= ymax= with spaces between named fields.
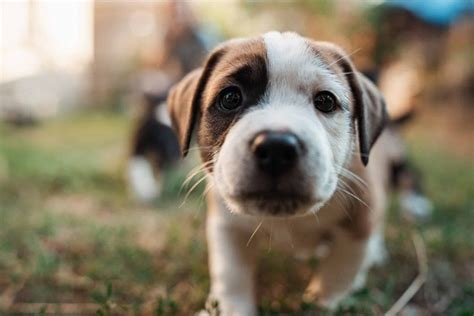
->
xmin=168 ymin=31 xmax=396 ymax=315
xmin=128 ymin=91 xmax=180 ymax=203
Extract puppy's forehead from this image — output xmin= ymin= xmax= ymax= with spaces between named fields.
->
xmin=262 ymin=31 xmax=344 ymax=75
xmin=262 ymin=32 xmax=348 ymax=102
xmin=264 ymin=32 xmax=329 ymax=79
xmin=202 ymin=32 xmax=350 ymax=109
xmin=202 ymin=38 xmax=268 ymax=105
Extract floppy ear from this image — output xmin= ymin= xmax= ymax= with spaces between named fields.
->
xmin=167 ymin=69 xmax=203 ymax=156
xmin=352 ymin=72 xmax=388 ymax=165
xmin=339 ymin=58 xmax=388 ymax=165
xmin=167 ymin=48 xmax=226 ymax=156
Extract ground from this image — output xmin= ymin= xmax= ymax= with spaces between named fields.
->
xmin=0 ymin=105 xmax=473 ymax=315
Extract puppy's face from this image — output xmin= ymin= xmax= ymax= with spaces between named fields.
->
xmin=168 ymin=32 xmax=386 ymax=217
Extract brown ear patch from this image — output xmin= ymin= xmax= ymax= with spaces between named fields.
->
xmin=307 ymin=41 xmax=388 ymax=165
xmin=197 ymin=39 xmax=268 ymax=167
xmin=344 ymin=69 xmax=388 ymax=165
xmin=166 ymin=46 xmax=230 ymax=157
xmin=167 ymin=68 xmax=203 ymax=155
xmin=167 ymin=37 xmax=268 ymax=170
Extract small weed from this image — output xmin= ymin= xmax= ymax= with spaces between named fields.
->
xmin=155 ymin=297 xmax=179 ymax=316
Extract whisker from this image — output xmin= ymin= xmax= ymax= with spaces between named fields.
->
xmin=182 ymin=165 xmax=206 ymax=188
xmin=202 ymin=182 xmax=214 ymax=197
xmin=337 ymin=185 xmax=373 ymax=213
xmin=334 ymin=190 xmax=353 ymax=221
xmin=185 ymin=160 xmax=213 ymax=179
xmin=340 ymin=167 xmax=368 ymax=188
xmin=338 ymin=169 xmax=368 ymax=194
xmin=338 ymin=176 xmax=365 ymax=198
xmin=182 ymin=148 xmax=220 ymax=211
xmin=179 ymin=174 xmax=209 ymax=208
xmin=311 ymin=210 xmax=320 ymax=225
xmin=247 ymin=220 xmax=263 ymax=247
xmin=338 ymin=178 xmax=353 ymax=192
xmin=180 ymin=160 xmax=213 ymax=193
xmin=327 ymin=48 xmax=362 ymax=67
xmin=334 ymin=190 xmax=349 ymax=210
xmin=194 ymin=182 xmax=215 ymax=219
xmin=338 ymin=178 xmax=361 ymax=202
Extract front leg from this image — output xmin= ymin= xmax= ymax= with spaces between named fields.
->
xmin=207 ymin=213 xmax=258 ymax=316
xmin=304 ymin=228 xmax=369 ymax=308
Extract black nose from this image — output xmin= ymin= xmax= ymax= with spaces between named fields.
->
xmin=251 ymin=131 xmax=302 ymax=176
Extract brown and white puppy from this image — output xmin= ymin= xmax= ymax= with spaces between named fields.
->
xmin=168 ymin=32 xmax=392 ymax=315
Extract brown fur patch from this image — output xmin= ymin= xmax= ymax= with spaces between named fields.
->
xmin=167 ymin=38 xmax=268 ymax=166
xmin=197 ymin=39 xmax=268 ymax=168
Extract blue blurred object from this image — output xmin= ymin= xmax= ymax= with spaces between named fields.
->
xmin=385 ymin=0 xmax=474 ymax=26
xmin=196 ymin=24 xmax=223 ymax=52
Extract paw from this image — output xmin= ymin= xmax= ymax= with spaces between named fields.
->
xmin=303 ymin=279 xmax=344 ymax=310
xmin=303 ymin=275 xmax=321 ymax=301
xmin=197 ymin=298 xmax=220 ymax=316
xmin=203 ymin=295 xmax=256 ymax=316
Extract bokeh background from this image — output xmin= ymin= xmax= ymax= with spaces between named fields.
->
xmin=0 ymin=0 xmax=473 ymax=315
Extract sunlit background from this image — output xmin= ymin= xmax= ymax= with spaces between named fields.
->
xmin=0 ymin=0 xmax=473 ymax=315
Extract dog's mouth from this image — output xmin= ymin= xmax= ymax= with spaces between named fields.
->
xmin=227 ymin=190 xmax=317 ymax=217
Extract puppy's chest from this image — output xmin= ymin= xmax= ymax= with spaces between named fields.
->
xmin=255 ymin=214 xmax=339 ymax=256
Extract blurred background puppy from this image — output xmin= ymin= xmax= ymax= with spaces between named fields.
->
xmin=127 ymin=1 xmax=217 ymax=203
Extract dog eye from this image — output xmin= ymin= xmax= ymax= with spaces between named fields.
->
xmin=314 ymin=91 xmax=337 ymax=113
xmin=217 ymin=86 xmax=242 ymax=112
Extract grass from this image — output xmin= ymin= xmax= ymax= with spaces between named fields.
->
xmin=0 ymin=110 xmax=473 ymax=315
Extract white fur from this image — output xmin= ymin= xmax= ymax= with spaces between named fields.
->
xmin=155 ymin=102 xmax=172 ymax=126
xmin=202 ymin=32 xmax=387 ymax=315
xmin=213 ymin=32 xmax=353 ymax=216
xmin=263 ymin=32 xmax=353 ymax=172
xmin=263 ymin=32 xmax=350 ymax=107
xmin=127 ymin=156 xmax=161 ymax=203
xmin=400 ymin=191 xmax=433 ymax=220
